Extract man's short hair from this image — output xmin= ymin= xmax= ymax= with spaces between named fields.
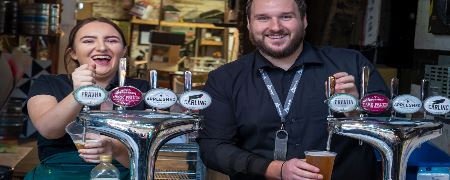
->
xmin=246 ymin=0 xmax=307 ymax=20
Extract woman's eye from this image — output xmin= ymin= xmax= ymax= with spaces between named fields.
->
xmin=106 ymin=39 xmax=119 ymax=43
xmin=82 ymin=39 xmax=94 ymax=43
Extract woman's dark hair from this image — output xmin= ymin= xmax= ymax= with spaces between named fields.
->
xmin=246 ymin=0 xmax=307 ymax=20
xmin=63 ymin=17 xmax=127 ymax=73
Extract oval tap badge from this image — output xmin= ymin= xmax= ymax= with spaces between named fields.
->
xmin=73 ymin=85 xmax=108 ymax=106
xmin=328 ymin=94 xmax=358 ymax=113
xmin=360 ymin=93 xmax=390 ymax=113
xmin=109 ymin=86 xmax=143 ymax=107
xmin=392 ymin=95 xmax=422 ymax=114
xmin=179 ymin=90 xmax=212 ymax=110
xmin=144 ymin=88 xmax=177 ymax=109
xmin=423 ymin=96 xmax=450 ymax=115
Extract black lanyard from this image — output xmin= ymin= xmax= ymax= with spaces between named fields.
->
xmin=259 ymin=67 xmax=304 ymax=160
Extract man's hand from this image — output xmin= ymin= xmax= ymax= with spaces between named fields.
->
xmin=265 ymin=159 xmax=323 ymax=180
xmin=333 ymin=72 xmax=359 ymax=99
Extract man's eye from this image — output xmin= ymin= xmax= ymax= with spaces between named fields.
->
xmin=281 ymin=15 xmax=293 ymax=20
xmin=256 ymin=16 xmax=269 ymax=21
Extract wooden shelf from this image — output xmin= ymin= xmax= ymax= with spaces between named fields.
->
xmin=131 ymin=16 xmax=159 ymax=25
xmin=200 ymin=40 xmax=223 ymax=46
xmin=131 ymin=17 xmax=224 ymax=29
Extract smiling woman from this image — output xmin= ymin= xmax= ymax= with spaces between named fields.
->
xmin=23 ymin=17 xmax=150 ymax=180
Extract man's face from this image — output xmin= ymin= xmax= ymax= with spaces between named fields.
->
xmin=247 ymin=0 xmax=307 ymax=59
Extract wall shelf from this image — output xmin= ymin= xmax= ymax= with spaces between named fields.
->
xmin=131 ymin=17 xmax=224 ymax=29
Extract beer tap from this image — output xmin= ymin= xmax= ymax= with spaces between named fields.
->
xmin=117 ymin=58 xmax=127 ymax=111
xmin=390 ymin=78 xmax=399 ymax=118
xmin=326 ymin=76 xmax=336 ymax=118
xmin=360 ymin=66 xmax=370 ymax=118
xmin=421 ymin=79 xmax=429 ymax=118
xmin=149 ymin=70 xmax=158 ymax=112
xmin=184 ymin=71 xmax=193 ymax=114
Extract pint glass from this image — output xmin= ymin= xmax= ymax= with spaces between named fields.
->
xmin=305 ymin=150 xmax=336 ymax=180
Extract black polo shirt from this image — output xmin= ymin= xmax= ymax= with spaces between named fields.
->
xmin=197 ymin=42 xmax=389 ymax=180
xmin=24 ymin=74 xmax=149 ymax=160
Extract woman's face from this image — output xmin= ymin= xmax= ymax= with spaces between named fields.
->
xmin=70 ymin=21 xmax=126 ymax=79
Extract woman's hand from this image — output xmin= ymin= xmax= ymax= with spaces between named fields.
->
xmin=78 ymin=133 xmax=113 ymax=163
xmin=72 ymin=63 xmax=96 ymax=91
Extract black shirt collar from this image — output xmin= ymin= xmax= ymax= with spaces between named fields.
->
xmin=254 ymin=42 xmax=323 ymax=72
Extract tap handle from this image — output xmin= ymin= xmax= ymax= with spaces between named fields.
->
xmin=390 ymin=77 xmax=399 ymax=99
xmin=421 ymin=79 xmax=429 ymax=101
xmin=326 ymin=76 xmax=336 ymax=118
xmin=326 ymin=76 xmax=336 ymax=98
xmin=361 ymin=66 xmax=370 ymax=98
xmin=149 ymin=70 xmax=157 ymax=89
xmin=119 ymin=58 xmax=127 ymax=87
xmin=390 ymin=78 xmax=399 ymax=118
xmin=184 ymin=71 xmax=192 ymax=91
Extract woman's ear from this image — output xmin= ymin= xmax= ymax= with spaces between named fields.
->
xmin=122 ymin=46 xmax=128 ymax=57
xmin=68 ymin=48 xmax=78 ymax=61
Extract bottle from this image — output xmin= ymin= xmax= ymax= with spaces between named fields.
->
xmin=90 ymin=154 xmax=120 ymax=180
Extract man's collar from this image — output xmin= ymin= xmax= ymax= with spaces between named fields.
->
xmin=254 ymin=42 xmax=323 ymax=72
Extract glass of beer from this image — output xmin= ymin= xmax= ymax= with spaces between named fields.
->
xmin=65 ymin=121 xmax=100 ymax=150
xmin=304 ymin=150 xmax=337 ymax=180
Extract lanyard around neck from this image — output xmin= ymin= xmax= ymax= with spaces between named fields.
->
xmin=259 ymin=66 xmax=304 ymax=127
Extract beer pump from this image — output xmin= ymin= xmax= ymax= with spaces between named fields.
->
xmin=326 ymin=66 xmax=444 ymax=180
xmin=73 ymin=57 xmax=211 ymax=180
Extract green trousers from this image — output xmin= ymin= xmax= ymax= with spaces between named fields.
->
xmin=24 ymin=151 xmax=130 ymax=180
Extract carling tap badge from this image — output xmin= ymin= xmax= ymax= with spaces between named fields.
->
xmin=179 ymin=90 xmax=212 ymax=110
xmin=423 ymin=96 xmax=450 ymax=115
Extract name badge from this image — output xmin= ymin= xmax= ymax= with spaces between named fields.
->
xmin=423 ymin=96 xmax=450 ymax=115
xmin=328 ymin=94 xmax=358 ymax=113
xmin=109 ymin=86 xmax=143 ymax=107
xmin=392 ymin=95 xmax=422 ymax=114
xmin=179 ymin=90 xmax=212 ymax=110
xmin=144 ymin=88 xmax=177 ymax=109
xmin=73 ymin=85 xmax=108 ymax=106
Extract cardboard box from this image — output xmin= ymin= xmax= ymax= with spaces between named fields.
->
xmin=376 ymin=65 xmax=397 ymax=86
xmin=147 ymin=44 xmax=181 ymax=72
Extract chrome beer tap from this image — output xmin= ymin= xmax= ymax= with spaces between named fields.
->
xmin=148 ymin=70 xmax=158 ymax=112
xmin=390 ymin=78 xmax=399 ymax=118
xmin=116 ymin=58 xmax=127 ymax=111
xmin=360 ymin=66 xmax=370 ymax=118
xmin=326 ymin=68 xmax=444 ymax=180
xmin=326 ymin=76 xmax=336 ymax=118
xmin=421 ymin=79 xmax=429 ymax=118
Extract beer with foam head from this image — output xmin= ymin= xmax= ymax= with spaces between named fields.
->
xmin=305 ymin=151 xmax=337 ymax=180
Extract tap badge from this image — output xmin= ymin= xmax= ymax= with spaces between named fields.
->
xmin=179 ymin=90 xmax=212 ymax=110
xmin=392 ymin=95 xmax=422 ymax=114
xmin=144 ymin=88 xmax=177 ymax=109
xmin=360 ymin=93 xmax=390 ymax=113
xmin=109 ymin=86 xmax=143 ymax=107
xmin=328 ymin=94 xmax=358 ymax=113
xmin=423 ymin=96 xmax=450 ymax=115
xmin=73 ymin=85 xmax=108 ymax=106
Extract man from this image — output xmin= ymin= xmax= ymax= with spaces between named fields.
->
xmin=197 ymin=0 xmax=388 ymax=179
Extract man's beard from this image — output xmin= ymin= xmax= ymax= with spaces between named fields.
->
xmin=250 ymin=29 xmax=304 ymax=59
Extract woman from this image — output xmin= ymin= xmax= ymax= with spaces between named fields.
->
xmin=24 ymin=17 xmax=149 ymax=179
